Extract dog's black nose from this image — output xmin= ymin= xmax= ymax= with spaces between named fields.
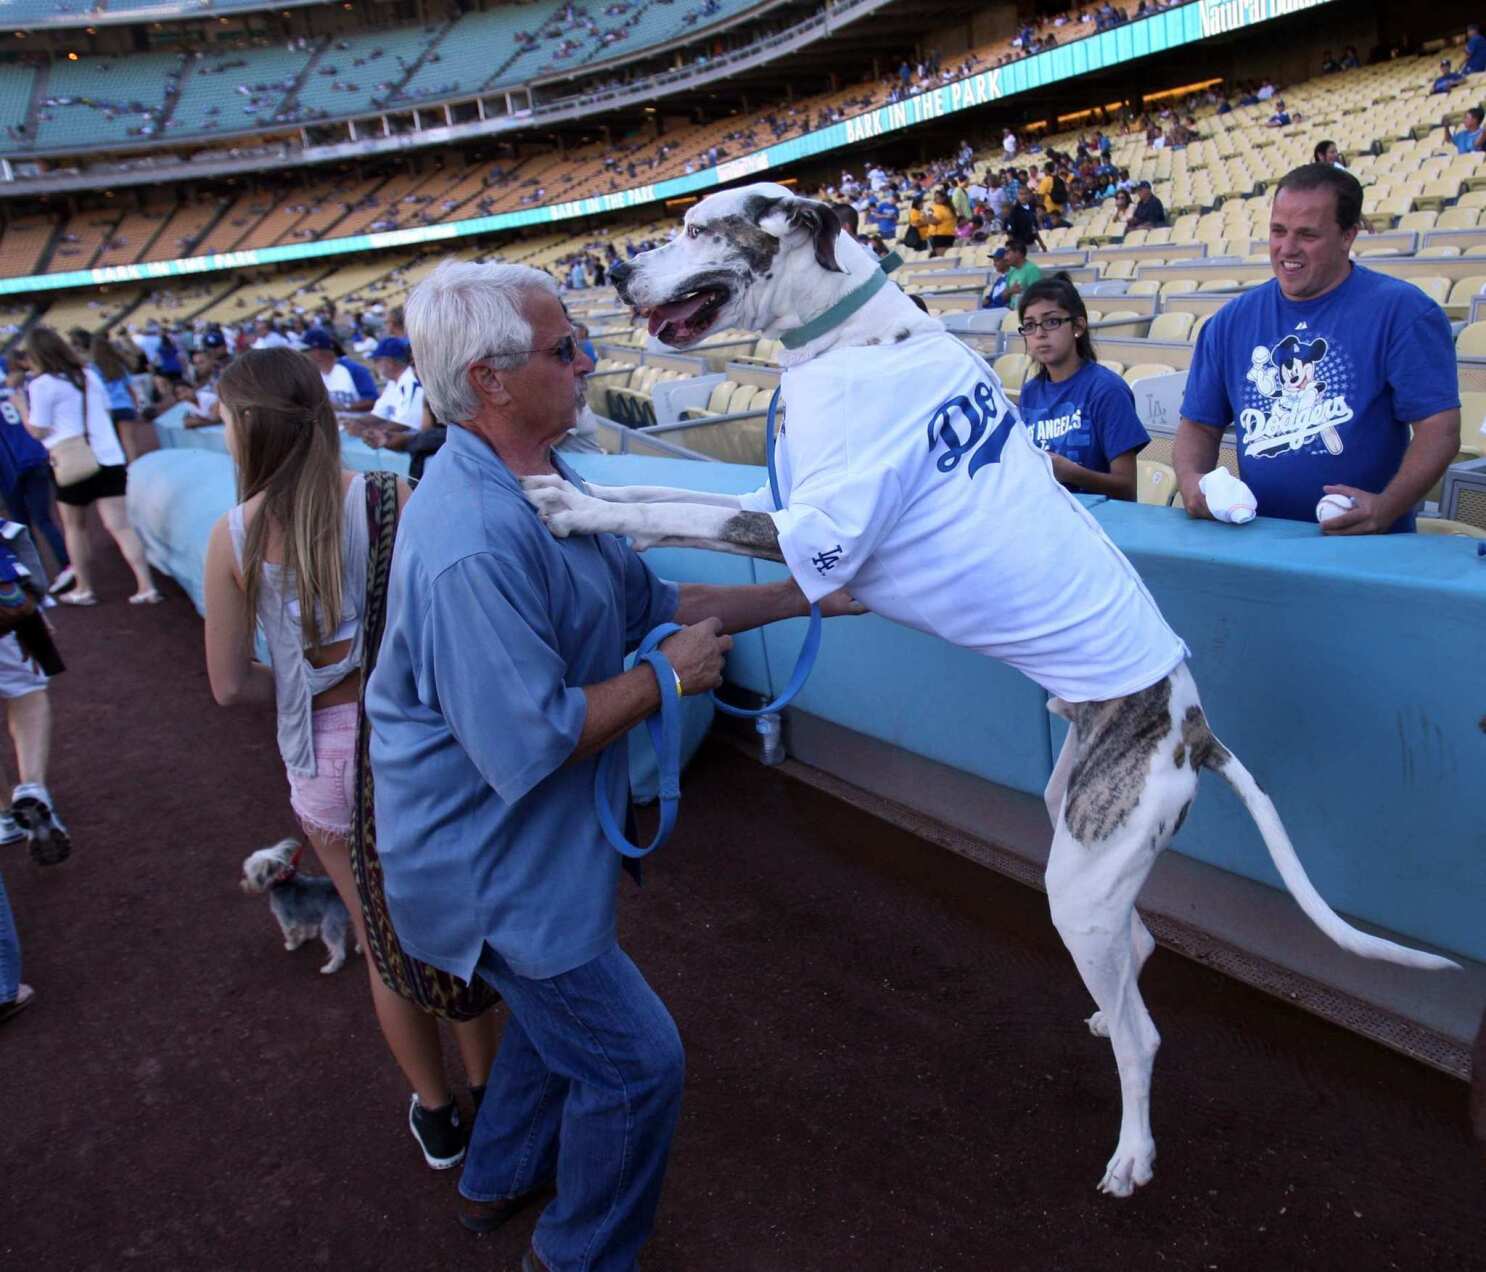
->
xmin=608 ymin=260 xmax=633 ymax=294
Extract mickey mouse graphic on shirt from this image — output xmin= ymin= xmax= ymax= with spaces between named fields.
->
xmin=1240 ymin=330 xmax=1354 ymax=458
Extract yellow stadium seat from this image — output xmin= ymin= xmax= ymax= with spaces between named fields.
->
xmin=1456 ymin=321 xmax=1486 ymax=355
xmin=1126 ymin=280 xmax=1161 ymax=297
xmin=1137 ymin=459 xmax=1180 ymax=507
xmin=1414 ymin=179 xmax=1465 ymax=211
xmin=1100 ymin=260 xmax=1135 ymax=280
xmin=1417 ymin=245 xmax=1463 ymax=257
xmin=1416 ymin=518 xmax=1486 ymax=539
xmin=1407 ymin=276 xmax=1451 ymax=307
xmin=1465 ymin=244 xmax=1486 ymax=256
xmin=1001 ymin=309 xmax=1024 ymax=334
xmin=706 ymin=381 xmax=736 ymax=413
xmin=1099 ymin=360 xmax=1126 ymax=378
xmin=1446 ymin=275 xmax=1486 ymax=315
xmin=1124 ymin=363 xmax=1178 ymax=385
xmin=1436 ymin=207 xmax=1482 ymax=229
xmin=1192 ymin=313 xmax=1213 ymax=342
xmin=1148 ymin=311 xmax=1196 ymax=341
xmin=1158 ymin=278 xmax=1198 ymax=295
xmin=1397 ymin=210 xmax=1439 ymax=232
xmin=992 ymin=352 xmax=1032 ymax=389
xmin=1197 ymin=278 xmax=1241 ymax=292
xmin=1099 ymin=310 xmax=1142 ymax=324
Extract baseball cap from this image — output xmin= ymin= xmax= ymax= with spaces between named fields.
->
xmin=301 ymin=327 xmax=336 ymax=351
xmin=202 ymin=329 xmax=226 ymax=350
xmin=991 ymin=247 xmax=1007 ymax=259
xmin=1137 ymin=179 xmax=1152 ymax=189
xmin=372 ymin=336 xmax=411 ymax=362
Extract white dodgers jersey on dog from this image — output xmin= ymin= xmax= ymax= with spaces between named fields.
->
xmin=745 ymin=331 xmax=1187 ymax=703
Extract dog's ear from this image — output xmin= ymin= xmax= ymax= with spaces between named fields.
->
xmin=750 ymin=194 xmax=844 ymax=273
xmin=788 ymin=198 xmax=845 ymax=274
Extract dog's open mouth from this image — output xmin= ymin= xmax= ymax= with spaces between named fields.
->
xmin=645 ymin=286 xmax=729 ymax=346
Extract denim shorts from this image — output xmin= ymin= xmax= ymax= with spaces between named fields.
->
xmin=286 ymin=703 xmax=359 ymax=838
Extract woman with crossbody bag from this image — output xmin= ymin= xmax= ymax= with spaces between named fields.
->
xmin=202 ymin=347 xmax=499 ymax=1170
xmin=20 ymin=327 xmax=159 ymax=607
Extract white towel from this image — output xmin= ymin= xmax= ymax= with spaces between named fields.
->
xmin=1198 ymin=468 xmax=1257 ymax=525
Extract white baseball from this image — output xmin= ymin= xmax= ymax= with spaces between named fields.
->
xmin=1315 ymin=493 xmax=1356 ymax=523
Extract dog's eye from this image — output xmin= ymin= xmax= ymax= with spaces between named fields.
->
xmin=686 ymin=224 xmax=702 ymax=239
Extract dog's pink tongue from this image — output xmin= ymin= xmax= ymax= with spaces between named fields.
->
xmin=647 ymin=293 xmax=711 ymax=337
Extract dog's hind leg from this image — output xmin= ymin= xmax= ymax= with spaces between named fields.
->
xmin=1044 ymin=682 xmax=1200 ymax=1197
xmin=319 ymin=909 xmax=350 ymax=975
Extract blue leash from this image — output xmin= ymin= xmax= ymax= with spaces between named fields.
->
xmin=596 ymin=387 xmax=823 ymax=856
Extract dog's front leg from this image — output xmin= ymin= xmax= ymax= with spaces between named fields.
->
xmin=522 ymin=474 xmax=748 ymax=511
xmin=526 ymin=484 xmax=783 ymax=561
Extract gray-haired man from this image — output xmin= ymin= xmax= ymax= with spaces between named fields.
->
xmin=366 ymin=259 xmax=857 ymax=1269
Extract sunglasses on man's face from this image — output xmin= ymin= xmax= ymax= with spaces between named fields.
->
xmin=508 ymin=333 xmax=579 ymax=364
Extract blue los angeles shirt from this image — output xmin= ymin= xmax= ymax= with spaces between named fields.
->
xmin=1017 ymin=360 xmax=1150 ymax=488
xmin=1180 ymin=266 xmax=1458 ymax=531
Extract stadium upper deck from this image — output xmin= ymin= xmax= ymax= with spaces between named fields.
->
xmin=1 ymin=0 xmax=779 ymax=156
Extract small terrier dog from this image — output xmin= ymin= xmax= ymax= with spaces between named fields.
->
xmin=240 ymin=838 xmax=356 ymax=974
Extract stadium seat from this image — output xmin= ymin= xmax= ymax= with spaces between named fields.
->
xmin=1397 ymin=211 xmax=1439 ymax=232
xmin=1126 ymin=280 xmax=1161 ymax=297
xmin=1100 ymin=260 xmax=1136 ymax=280
xmin=1456 ymin=322 xmax=1486 ymax=356
xmin=1136 ymin=459 xmax=1180 ymax=507
xmin=1416 ymin=517 xmax=1486 ymax=539
xmin=1001 ymin=310 xmax=1025 ymax=335
xmin=1446 ymin=276 xmax=1486 ymax=317
xmin=1456 ymin=392 xmax=1486 ymax=457
xmin=1436 ymin=208 xmax=1482 ymax=229
xmin=1417 ymin=245 xmax=1463 ymax=257
xmin=992 ymin=352 xmax=1032 ymax=389
xmin=1196 ymin=278 xmax=1241 ymax=292
xmin=1147 ymin=312 xmax=1196 ymax=342
xmin=1411 ymin=276 xmax=1453 ymax=307
xmin=1124 ymin=363 xmax=1178 ymax=385
xmin=1099 ymin=360 xmax=1126 ymax=378
xmin=1157 ymin=278 xmax=1198 ymax=296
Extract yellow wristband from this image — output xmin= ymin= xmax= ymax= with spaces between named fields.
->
xmin=672 ymin=667 xmax=685 ymax=698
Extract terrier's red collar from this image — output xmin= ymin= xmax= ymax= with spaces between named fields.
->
xmin=278 ymin=843 xmax=304 ymax=884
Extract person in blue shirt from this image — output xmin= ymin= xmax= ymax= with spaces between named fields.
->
xmin=1465 ymin=23 xmax=1486 ymax=73
xmin=1442 ymin=105 xmax=1485 ymax=153
xmin=1015 ymin=274 xmax=1149 ymax=500
xmin=871 ymin=197 xmax=899 ymax=240
xmin=1175 ymin=164 xmax=1461 ymax=533
xmin=367 ymin=261 xmax=861 ymax=1267
xmin=336 ymin=353 xmax=378 ymax=408
xmin=1432 ymin=58 xmax=1466 ymax=94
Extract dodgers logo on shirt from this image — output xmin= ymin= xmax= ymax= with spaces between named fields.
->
xmin=927 ymin=379 xmax=1016 ymax=478
xmin=1239 ymin=331 xmax=1355 ymax=459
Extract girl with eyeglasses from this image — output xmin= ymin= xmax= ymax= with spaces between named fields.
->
xmin=1015 ymin=274 xmax=1149 ymax=501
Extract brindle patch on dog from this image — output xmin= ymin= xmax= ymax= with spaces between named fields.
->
xmin=1180 ymin=704 xmax=1230 ymax=771
xmin=1063 ymin=677 xmax=1174 ymax=845
xmin=720 ymin=511 xmax=784 ymax=555
xmin=709 ymin=214 xmax=782 ymax=277
xmin=893 ymin=328 xmax=912 ymax=342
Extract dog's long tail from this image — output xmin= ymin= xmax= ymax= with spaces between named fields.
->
xmin=1211 ymin=748 xmax=1460 ymax=972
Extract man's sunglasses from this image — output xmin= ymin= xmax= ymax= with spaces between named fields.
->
xmin=1018 ymin=316 xmax=1073 ymax=336
xmin=508 ymin=333 xmax=579 ymax=364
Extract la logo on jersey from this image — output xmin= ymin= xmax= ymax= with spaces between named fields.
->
xmin=1238 ymin=328 xmax=1355 ymax=459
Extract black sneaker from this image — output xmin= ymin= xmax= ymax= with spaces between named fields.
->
xmin=409 ymin=1094 xmax=467 ymax=1170
xmin=12 ymin=786 xmax=70 ymax=867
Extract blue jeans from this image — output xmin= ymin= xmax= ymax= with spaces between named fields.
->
xmin=0 ymin=867 xmax=19 ymax=1003
xmin=5 ymin=466 xmax=69 ymax=570
xmin=462 ymin=943 xmax=684 ymax=1272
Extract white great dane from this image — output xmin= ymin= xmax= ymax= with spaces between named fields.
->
xmin=524 ymin=182 xmax=1457 ymax=1196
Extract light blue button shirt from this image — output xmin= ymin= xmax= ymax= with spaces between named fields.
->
xmin=366 ymin=425 xmax=678 ymax=981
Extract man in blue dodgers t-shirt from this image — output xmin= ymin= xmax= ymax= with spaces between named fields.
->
xmin=1175 ymin=164 xmax=1461 ymax=533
